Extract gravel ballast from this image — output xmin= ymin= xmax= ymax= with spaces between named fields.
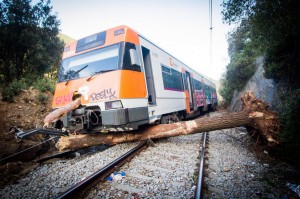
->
xmin=86 ymin=134 xmax=202 ymax=198
xmin=0 ymin=142 xmax=138 ymax=198
xmin=204 ymin=112 xmax=299 ymax=198
xmin=1 ymin=111 xmax=299 ymax=198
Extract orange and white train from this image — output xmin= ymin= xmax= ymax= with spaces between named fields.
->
xmin=52 ymin=25 xmax=217 ymax=132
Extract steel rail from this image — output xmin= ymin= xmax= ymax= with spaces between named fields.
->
xmin=195 ymin=131 xmax=207 ymax=199
xmin=56 ymin=140 xmax=148 ymax=199
xmin=34 ymin=150 xmax=73 ymax=163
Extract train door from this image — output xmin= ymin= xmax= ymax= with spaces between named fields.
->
xmin=186 ymin=71 xmax=194 ymax=110
xmin=141 ymin=46 xmax=156 ymax=105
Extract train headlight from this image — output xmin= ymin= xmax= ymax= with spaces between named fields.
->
xmin=105 ymin=100 xmax=123 ymax=110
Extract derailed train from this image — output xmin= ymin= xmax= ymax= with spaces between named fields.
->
xmin=53 ymin=25 xmax=217 ymax=133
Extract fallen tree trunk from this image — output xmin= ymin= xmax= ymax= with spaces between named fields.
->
xmin=43 ymin=97 xmax=81 ymax=128
xmin=56 ymin=92 xmax=280 ymax=151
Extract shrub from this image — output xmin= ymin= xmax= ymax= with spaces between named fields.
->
xmin=219 ymin=78 xmax=234 ymax=103
xmin=278 ymin=91 xmax=300 ymax=166
xmin=2 ymin=79 xmax=29 ymax=102
xmin=219 ymin=54 xmax=256 ymax=103
xmin=1 ymin=76 xmax=57 ymax=102
xmin=34 ymin=78 xmax=56 ymax=93
xmin=2 ymin=87 xmax=15 ymax=102
xmin=37 ymin=93 xmax=48 ymax=104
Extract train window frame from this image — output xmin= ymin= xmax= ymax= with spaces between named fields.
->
xmin=161 ymin=64 xmax=184 ymax=91
xmin=122 ymin=42 xmax=142 ymax=72
xmin=58 ymin=43 xmax=120 ymax=82
xmin=194 ymin=79 xmax=204 ymax=90
xmin=161 ymin=65 xmax=171 ymax=75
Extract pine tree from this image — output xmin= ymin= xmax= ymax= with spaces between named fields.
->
xmin=0 ymin=0 xmax=64 ymax=84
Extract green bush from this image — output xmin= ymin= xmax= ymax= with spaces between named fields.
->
xmin=219 ymin=23 xmax=257 ymax=104
xmin=219 ymin=53 xmax=256 ymax=103
xmin=37 ymin=92 xmax=48 ymax=104
xmin=2 ymin=87 xmax=15 ymax=102
xmin=278 ymin=91 xmax=300 ymax=166
xmin=2 ymin=79 xmax=29 ymax=102
xmin=219 ymin=78 xmax=234 ymax=103
xmin=34 ymin=78 xmax=56 ymax=93
xmin=1 ymin=77 xmax=56 ymax=102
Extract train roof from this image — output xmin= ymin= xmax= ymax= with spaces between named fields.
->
xmin=62 ymin=25 xmax=139 ymax=59
xmin=62 ymin=25 xmax=216 ymax=88
xmin=138 ymin=33 xmax=216 ymax=88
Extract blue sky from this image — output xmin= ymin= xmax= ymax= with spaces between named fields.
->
xmin=48 ymin=0 xmax=231 ymax=80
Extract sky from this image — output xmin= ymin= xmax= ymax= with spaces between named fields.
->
xmin=47 ymin=0 xmax=231 ymax=80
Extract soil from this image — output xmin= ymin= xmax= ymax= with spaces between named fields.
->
xmin=0 ymin=88 xmax=55 ymax=186
xmin=0 ymin=88 xmax=53 ymax=135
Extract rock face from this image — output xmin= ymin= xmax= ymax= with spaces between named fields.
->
xmin=230 ymin=57 xmax=280 ymax=112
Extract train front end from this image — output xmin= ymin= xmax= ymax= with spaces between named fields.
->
xmin=52 ymin=26 xmax=149 ymax=133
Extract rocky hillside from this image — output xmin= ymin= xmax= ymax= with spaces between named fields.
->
xmin=230 ymin=57 xmax=280 ymax=112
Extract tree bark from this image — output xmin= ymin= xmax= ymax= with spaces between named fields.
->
xmin=55 ymin=92 xmax=280 ymax=151
xmin=43 ymin=97 xmax=81 ymax=128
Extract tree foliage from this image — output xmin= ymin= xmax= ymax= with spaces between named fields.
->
xmin=278 ymin=90 xmax=300 ymax=165
xmin=219 ymin=20 xmax=257 ymax=102
xmin=221 ymin=0 xmax=300 ymax=166
xmin=0 ymin=0 xmax=64 ymax=85
xmin=222 ymin=0 xmax=300 ymax=89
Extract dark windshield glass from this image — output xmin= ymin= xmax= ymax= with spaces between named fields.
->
xmin=58 ymin=44 xmax=120 ymax=82
xmin=122 ymin=42 xmax=141 ymax=72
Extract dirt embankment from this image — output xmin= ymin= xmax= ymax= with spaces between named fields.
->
xmin=0 ymin=88 xmax=54 ymax=159
xmin=0 ymin=88 xmax=55 ymax=185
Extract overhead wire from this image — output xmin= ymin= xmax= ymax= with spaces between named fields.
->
xmin=209 ymin=0 xmax=213 ymax=69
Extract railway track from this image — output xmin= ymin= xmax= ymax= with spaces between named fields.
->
xmin=2 ymin=111 xmax=287 ymax=198
xmin=0 ymin=129 xmax=209 ymax=199
xmin=57 ymin=140 xmax=149 ymax=199
xmin=54 ymin=132 xmax=208 ymax=199
xmin=195 ymin=132 xmax=207 ymax=199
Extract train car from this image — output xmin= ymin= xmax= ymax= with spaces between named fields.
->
xmin=53 ymin=25 xmax=217 ymax=132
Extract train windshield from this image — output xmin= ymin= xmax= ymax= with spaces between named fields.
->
xmin=58 ymin=44 xmax=120 ymax=82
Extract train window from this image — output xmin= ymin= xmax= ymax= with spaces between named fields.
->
xmin=183 ymin=74 xmax=188 ymax=90
xmin=194 ymin=79 xmax=203 ymax=90
xmin=122 ymin=42 xmax=141 ymax=72
xmin=205 ymin=85 xmax=212 ymax=98
xmin=162 ymin=65 xmax=171 ymax=74
xmin=59 ymin=44 xmax=119 ymax=82
xmin=76 ymin=31 xmax=106 ymax=53
xmin=161 ymin=65 xmax=184 ymax=91
xmin=190 ymin=77 xmax=195 ymax=91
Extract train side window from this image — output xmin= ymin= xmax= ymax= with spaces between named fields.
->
xmin=194 ymin=79 xmax=203 ymax=90
xmin=122 ymin=42 xmax=141 ymax=72
xmin=161 ymin=65 xmax=184 ymax=91
xmin=162 ymin=65 xmax=171 ymax=74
